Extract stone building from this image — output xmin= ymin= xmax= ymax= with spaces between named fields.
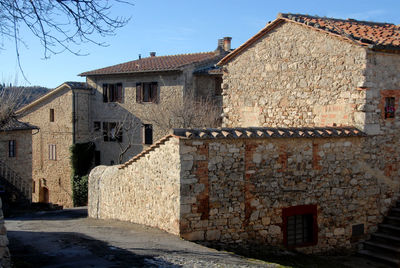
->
xmin=88 ymin=14 xmax=400 ymax=258
xmin=17 ymin=82 xmax=91 ymax=207
xmin=0 ymin=118 xmax=36 ymax=203
xmin=79 ymin=37 xmax=231 ymax=165
xmin=17 ymin=38 xmax=230 ymax=207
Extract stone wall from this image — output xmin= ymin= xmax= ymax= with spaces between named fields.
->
xmin=0 ymin=199 xmax=10 ymax=268
xmin=88 ymin=136 xmax=181 ymax=234
xmin=221 ymin=21 xmax=367 ymax=129
xmin=179 ymin=135 xmax=398 ymax=253
xmin=89 ymin=129 xmax=399 ymax=253
xmin=0 ymin=129 xmax=33 ymax=200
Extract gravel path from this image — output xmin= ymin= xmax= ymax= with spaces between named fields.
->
xmin=5 ymin=208 xmax=277 ymax=267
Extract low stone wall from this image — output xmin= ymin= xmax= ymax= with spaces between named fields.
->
xmin=89 ymin=127 xmax=399 ymax=253
xmin=0 ymin=198 xmax=10 ymax=268
xmin=88 ymin=137 xmax=181 ymax=235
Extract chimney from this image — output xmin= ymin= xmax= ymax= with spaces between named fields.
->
xmin=139 ymin=54 xmax=141 ymax=60
xmin=223 ymin=37 xmax=232 ymax=51
xmin=150 ymin=52 xmax=156 ymax=57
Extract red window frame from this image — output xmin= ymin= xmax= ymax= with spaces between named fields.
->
xmin=282 ymin=204 xmax=318 ymax=248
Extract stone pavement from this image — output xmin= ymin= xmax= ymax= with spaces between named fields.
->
xmin=5 ymin=208 xmax=276 ymax=267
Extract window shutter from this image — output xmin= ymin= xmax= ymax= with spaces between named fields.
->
xmin=136 ymin=83 xmax=142 ymax=103
xmin=117 ymin=83 xmax=123 ymax=103
xmin=102 ymin=84 xmax=108 ymax=102
xmin=151 ymin=82 xmax=158 ymax=103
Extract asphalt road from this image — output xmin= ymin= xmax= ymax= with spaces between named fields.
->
xmin=5 ymin=208 xmax=274 ymax=268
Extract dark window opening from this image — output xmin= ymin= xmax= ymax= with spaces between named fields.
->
xmin=136 ymin=82 xmax=158 ymax=103
xmin=282 ymin=205 xmax=318 ymax=248
xmin=215 ymin=77 xmax=223 ymax=96
xmin=94 ymin=121 xmax=101 ymax=131
xmin=103 ymin=83 xmax=123 ymax=103
xmin=352 ymin=224 xmax=364 ymax=238
xmin=385 ymin=97 xmax=395 ymax=119
xmin=94 ymin=151 xmax=101 ymax=166
xmin=103 ymin=122 xmax=122 ymax=142
xmin=8 ymin=140 xmax=16 ymax=157
xmin=50 ymin=109 xmax=54 ymax=122
xmin=32 ymin=181 xmax=35 ymax=193
xmin=143 ymin=124 xmax=153 ymax=145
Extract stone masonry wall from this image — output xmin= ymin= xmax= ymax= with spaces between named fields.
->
xmin=179 ymin=136 xmax=398 ymax=253
xmin=222 ymin=21 xmax=367 ymax=129
xmin=20 ymin=87 xmax=75 ymax=207
xmin=0 ymin=130 xmax=33 ymax=200
xmin=0 ymin=198 xmax=10 ymax=268
xmin=88 ymin=137 xmax=181 ymax=234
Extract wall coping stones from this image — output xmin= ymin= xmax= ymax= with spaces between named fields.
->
xmin=173 ymin=126 xmax=366 ymax=139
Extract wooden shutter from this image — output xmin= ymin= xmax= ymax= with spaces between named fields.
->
xmin=102 ymin=84 xmax=108 ymax=102
xmin=136 ymin=83 xmax=142 ymax=103
xmin=117 ymin=83 xmax=123 ymax=103
xmin=150 ymin=82 xmax=158 ymax=103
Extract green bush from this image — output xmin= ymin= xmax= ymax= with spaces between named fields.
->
xmin=70 ymin=142 xmax=95 ymax=206
xmin=72 ymin=175 xmax=88 ymax=206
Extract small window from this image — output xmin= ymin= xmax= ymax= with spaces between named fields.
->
xmin=103 ymin=122 xmax=122 ymax=142
xmin=103 ymin=83 xmax=123 ymax=103
xmin=32 ymin=181 xmax=36 ymax=193
xmin=48 ymin=144 xmax=56 ymax=160
xmin=94 ymin=121 xmax=101 ymax=131
xmin=8 ymin=140 xmax=16 ymax=157
xmin=385 ymin=97 xmax=395 ymax=119
xmin=50 ymin=109 xmax=54 ymax=122
xmin=136 ymin=82 xmax=158 ymax=103
xmin=282 ymin=205 xmax=318 ymax=248
xmin=143 ymin=124 xmax=153 ymax=145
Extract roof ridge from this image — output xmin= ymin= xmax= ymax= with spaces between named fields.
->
xmin=279 ymin=13 xmax=395 ymax=26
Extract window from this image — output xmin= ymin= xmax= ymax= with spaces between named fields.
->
xmin=32 ymin=181 xmax=36 ymax=193
xmin=50 ymin=109 xmax=55 ymax=122
xmin=49 ymin=144 xmax=56 ymax=160
xmin=136 ymin=82 xmax=158 ymax=103
xmin=103 ymin=83 xmax=123 ymax=103
xmin=282 ymin=205 xmax=317 ymax=248
xmin=103 ymin=122 xmax=122 ymax=142
xmin=385 ymin=97 xmax=395 ymax=119
xmin=94 ymin=121 xmax=101 ymax=131
xmin=143 ymin=124 xmax=153 ymax=145
xmin=8 ymin=140 xmax=16 ymax=157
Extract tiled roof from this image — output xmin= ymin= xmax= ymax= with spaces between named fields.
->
xmin=173 ymin=127 xmax=366 ymax=139
xmin=219 ymin=13 xmax=400 ymax=65
xmin=79 ymin=52 xmax=220 ymax=76
xmin=193 ymin=65 xmax=223 ymax=75
xmin=0 ymin=117 xmax=38 ymax=132
xmin=280 ymin=13 xmax=400 ymax=48
xmin=64 ymin=81 xmax=90 ymax=90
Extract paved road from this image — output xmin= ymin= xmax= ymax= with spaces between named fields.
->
xmin=5 ymin=208 xmax=275 ymax=268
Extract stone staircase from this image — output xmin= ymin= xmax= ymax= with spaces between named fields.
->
xmin=0 ymin=160 xmax=31 ymax=202
xmin=359 ymin=200 xmax=400 ymax=266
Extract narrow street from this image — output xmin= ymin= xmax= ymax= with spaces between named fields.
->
xmin=5 ymin=208 xmax=274 ymax=267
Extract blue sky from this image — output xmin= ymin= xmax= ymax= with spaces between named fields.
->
xmin=1 ymin=0 xmax=399 ymax=88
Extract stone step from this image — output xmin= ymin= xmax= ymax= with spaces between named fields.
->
xmin=386 ymin=216 xmax=400 ymax=226
xmin=372 ymin=232 xmax=400 ymax=245
xmin=358 ymin=249 xmax=400 ymax=266
xmin=390 ymin=208 xmax=400 ymax=217
xmin=379 ymin=223 xmax=400 ymax=235
xmin=364 ymin=240 xmax=400 ymax=257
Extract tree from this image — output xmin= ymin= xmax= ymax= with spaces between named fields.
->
xmin=0 ymin=0 xmax=131 ymax=77
xmin=0 ymin=85 xmax=28 ymax=125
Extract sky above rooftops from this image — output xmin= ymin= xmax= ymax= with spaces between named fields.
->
xmin=1 ymin=0 xmax=399 ymax=88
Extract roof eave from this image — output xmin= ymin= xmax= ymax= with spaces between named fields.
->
xmin=79 ymin=68 xmax=183 ymax=77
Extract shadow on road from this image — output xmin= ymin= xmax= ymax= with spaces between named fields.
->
xmin=9 ymin=230 xmax=178 ymax=268
xmin=6 ymin=207 xmax=88 ymax=221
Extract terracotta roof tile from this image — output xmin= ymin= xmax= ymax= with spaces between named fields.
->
xmin=280 ymin=13 xmax=400 ymax=49
xmin=80 ymin=52 xmax=220 ymax=76
xmin=219 ymin=13 xmax=400 ymax=65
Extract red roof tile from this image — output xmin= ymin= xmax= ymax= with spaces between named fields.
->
xmin=80 ymin=52 xmax=220 ymax=76
xmin=219 ymin=13 xmax=400 ymax=65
